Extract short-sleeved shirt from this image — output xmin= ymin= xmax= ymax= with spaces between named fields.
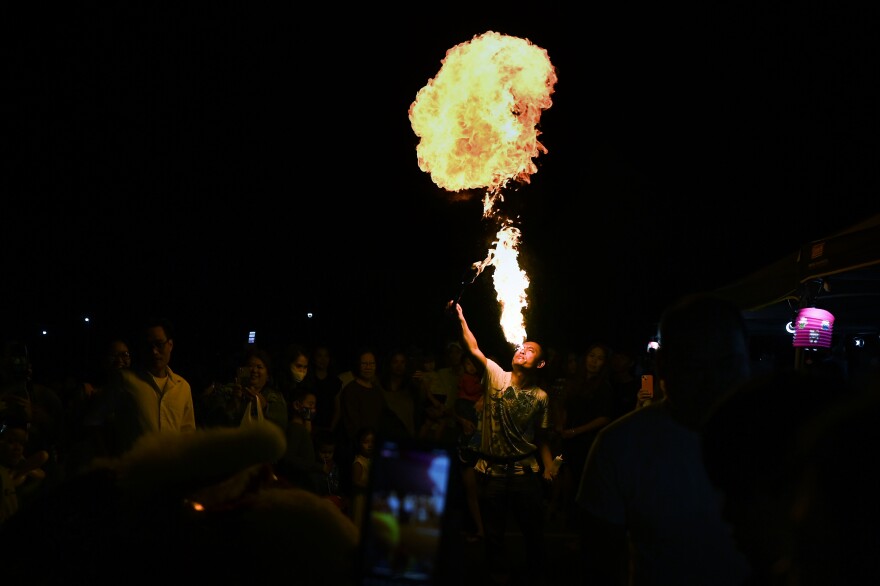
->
xmin=576 ymin=401 xmax=751 ymax=585
xmin=473 ymin=359 xmax=551 ymax=477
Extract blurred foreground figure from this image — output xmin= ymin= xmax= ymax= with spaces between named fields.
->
xmin=788 ymin=375 xmax=880 ymax=586
xmin=0 ymin=420 xmax=359 ymax=585
xmin=575 ymin=292 xmax=752 ymax=586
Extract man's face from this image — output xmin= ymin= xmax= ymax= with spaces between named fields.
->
xmin=143 ymin=326 xmax=172 ymax=375
xmin=512 ymin=342 xmax=544 ymax=369
xmin=357 ymin=353 xmax=377 ymax=381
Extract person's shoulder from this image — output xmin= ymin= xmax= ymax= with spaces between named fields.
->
xmin=593 ymin=403 xmax=663 ymax=443
xmin=166 ymin=367 xmax=191 ymax=388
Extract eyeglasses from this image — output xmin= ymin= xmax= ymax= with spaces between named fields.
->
xmin=360 ymin=362 xmax=376 ymax=367
xmin=147 ymin=339 xmax=170 ymax=350
xmin=111 ymin=352 xmax=131 ymax=360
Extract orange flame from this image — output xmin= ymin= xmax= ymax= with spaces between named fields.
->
xmin=472 ymin=222 xmax=529 ymax=346
xmin=410 ymin=31 xmax=557 ymax=346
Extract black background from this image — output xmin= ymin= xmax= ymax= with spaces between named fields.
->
xmin=4 ymin=5 xmax=877 ymax=383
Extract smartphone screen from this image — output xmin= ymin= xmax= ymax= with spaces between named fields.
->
xmin=357 ymin=438 xmax=460 ymax=586
xmin=641 ymin=374 xmax=654 ymax=397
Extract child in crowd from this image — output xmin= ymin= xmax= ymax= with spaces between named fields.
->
xmin=349 ymin=426 xmax=375 ymax=530
xmin=312 ymin=429 xmax=346 ymax=512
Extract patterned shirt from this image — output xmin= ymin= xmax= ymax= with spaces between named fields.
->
xmin=473 ymin=358 xmax=551 ymax=476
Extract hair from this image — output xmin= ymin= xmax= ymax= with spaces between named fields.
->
xmin=143 ymin=317 xmax=175 ymax=340
xmin=313 ymin=429 xmax=337 ymax=451
xmin=355 ymin=425 xmax=375 ymax=442
xmin=243 ymin=344 xmax=272 ymax=367
xmin=290 ymin=386 xmax=316 ymax=406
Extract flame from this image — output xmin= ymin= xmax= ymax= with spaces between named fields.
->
xmin=408 ymin=30 xmax=557 ymax=204
xmin=410 ymin=31 xmax=557 ymax=347
xmin=472 ymin=222 xmax=529 ymax=346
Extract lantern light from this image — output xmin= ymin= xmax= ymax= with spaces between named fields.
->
xmin=792 ymin=307 xmax=834 ymax=349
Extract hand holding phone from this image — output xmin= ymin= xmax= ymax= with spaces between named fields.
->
xmin=236 ymin=366 xmax=252 ymax=386
xmin=639 ymin=374 xmax=654 ymax=400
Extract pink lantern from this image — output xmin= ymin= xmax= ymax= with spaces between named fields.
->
xmin=793 ymin=307 xmax=835 ymax=349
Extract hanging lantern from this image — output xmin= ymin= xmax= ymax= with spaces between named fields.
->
xmin=793 ymin=307 xmax=835 ymax=349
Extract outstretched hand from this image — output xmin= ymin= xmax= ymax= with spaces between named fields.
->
xmin=446 ymin=300 xmax=463 ymax=319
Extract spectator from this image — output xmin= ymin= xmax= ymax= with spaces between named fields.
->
xmin=555 ymin=342 xmax=614 ymax=529
xmin=200 ymin=345 xmax=288 ymax=433
xmin=335 ymin=347 xmax=386 ymax=494
xmin=575 ymin=292 xmax=752 ymax=586
xmin=702 ymin=367 xmax=850 ymax=586
xmin=304 ymin=343 xmax=343 ymax=436
xmin=278 ymin=387 xmax=323 ymax=490
xmin=454 ymin=350 xmax=486 ymax=543
xmin=97 ymin=317 xmax=196 ymax=456
xmin=379 ymin=348 xmax=419 ymax=438
xmin=275 ymin=343 xmax=311 ymax=409
xmin=312 ymin=428 xmax=347 ymax=512
xmin=349 ymin=425 xmax=375 ymax=530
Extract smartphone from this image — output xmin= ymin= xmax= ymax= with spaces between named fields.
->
xmin=640 ymin=374 xmax=654 ymax=398
xmin=236 ymin=366 xmax=251 ymax=385
xmin=356 ymin=437 xmax=461 ymax=586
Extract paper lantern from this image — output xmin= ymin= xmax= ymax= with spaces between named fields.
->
xmin=793 ymin=307 xmax=835 ymax=348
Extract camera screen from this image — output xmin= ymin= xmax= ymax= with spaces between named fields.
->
xmin=357 ymin=438 xmax=456 ymax=586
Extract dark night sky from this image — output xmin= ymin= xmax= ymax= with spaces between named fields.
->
xmin=4 ymin=6 xmax=878 ymax=381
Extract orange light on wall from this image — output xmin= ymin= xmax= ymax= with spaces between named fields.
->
xmin=793 ymin=307 xmax=835 ymax=349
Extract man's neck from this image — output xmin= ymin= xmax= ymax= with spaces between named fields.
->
xmin=510 ymin=369 xmax=534 ymax=389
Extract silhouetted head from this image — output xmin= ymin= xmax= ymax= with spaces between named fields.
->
xmin=655 ymin=292 xmax=750 ymax=430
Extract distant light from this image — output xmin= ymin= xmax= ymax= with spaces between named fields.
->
xmin=84 ymin=317 xmax=91 ymax=323
xmin=307 ymin=312 xmax=314 ymax=319
xmin=248 ymin=331 xmax=256 ymax=344
xmin=646 ymin=340 xmax=659 ymax=352
xmin=853 ymin=337 xmax=865 ymax=348
xmin=41 ymin=330 xmax=48 ymax=336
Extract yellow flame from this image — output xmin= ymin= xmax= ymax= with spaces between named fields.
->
xmin=410 ymin=31 xmax=556 ymax=347
xmin=408 ymin=31 xmax=556 ymax=195
xmin=472 ymin=223 xmax=529 ymax=346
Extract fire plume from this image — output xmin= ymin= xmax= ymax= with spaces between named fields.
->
xmin=408 ymin=30 xmax=557 ymax=206
xmin=410 ymin=31 xmax=557 ymax=347
xmin=472 ymin=221 xmax=530 ymax=346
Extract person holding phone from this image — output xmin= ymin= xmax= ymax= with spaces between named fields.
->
xmin=200 ymin=346 xmax=288 ymax=432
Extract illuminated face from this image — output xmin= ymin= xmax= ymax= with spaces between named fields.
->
xmin=107 ymin=341 xmax=131 ymax=370
xmin=143 ymin=326 xmax=172 ymax=376
xmin=513 ymin=342 xmax=544 ymax=369
xmin=289 ymin=356 xmax=309 ymax=382
xmin=246 ymin=357 xmax=269 ymax=390
xmin=360 ymin=432 xmax=375 ymax=457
